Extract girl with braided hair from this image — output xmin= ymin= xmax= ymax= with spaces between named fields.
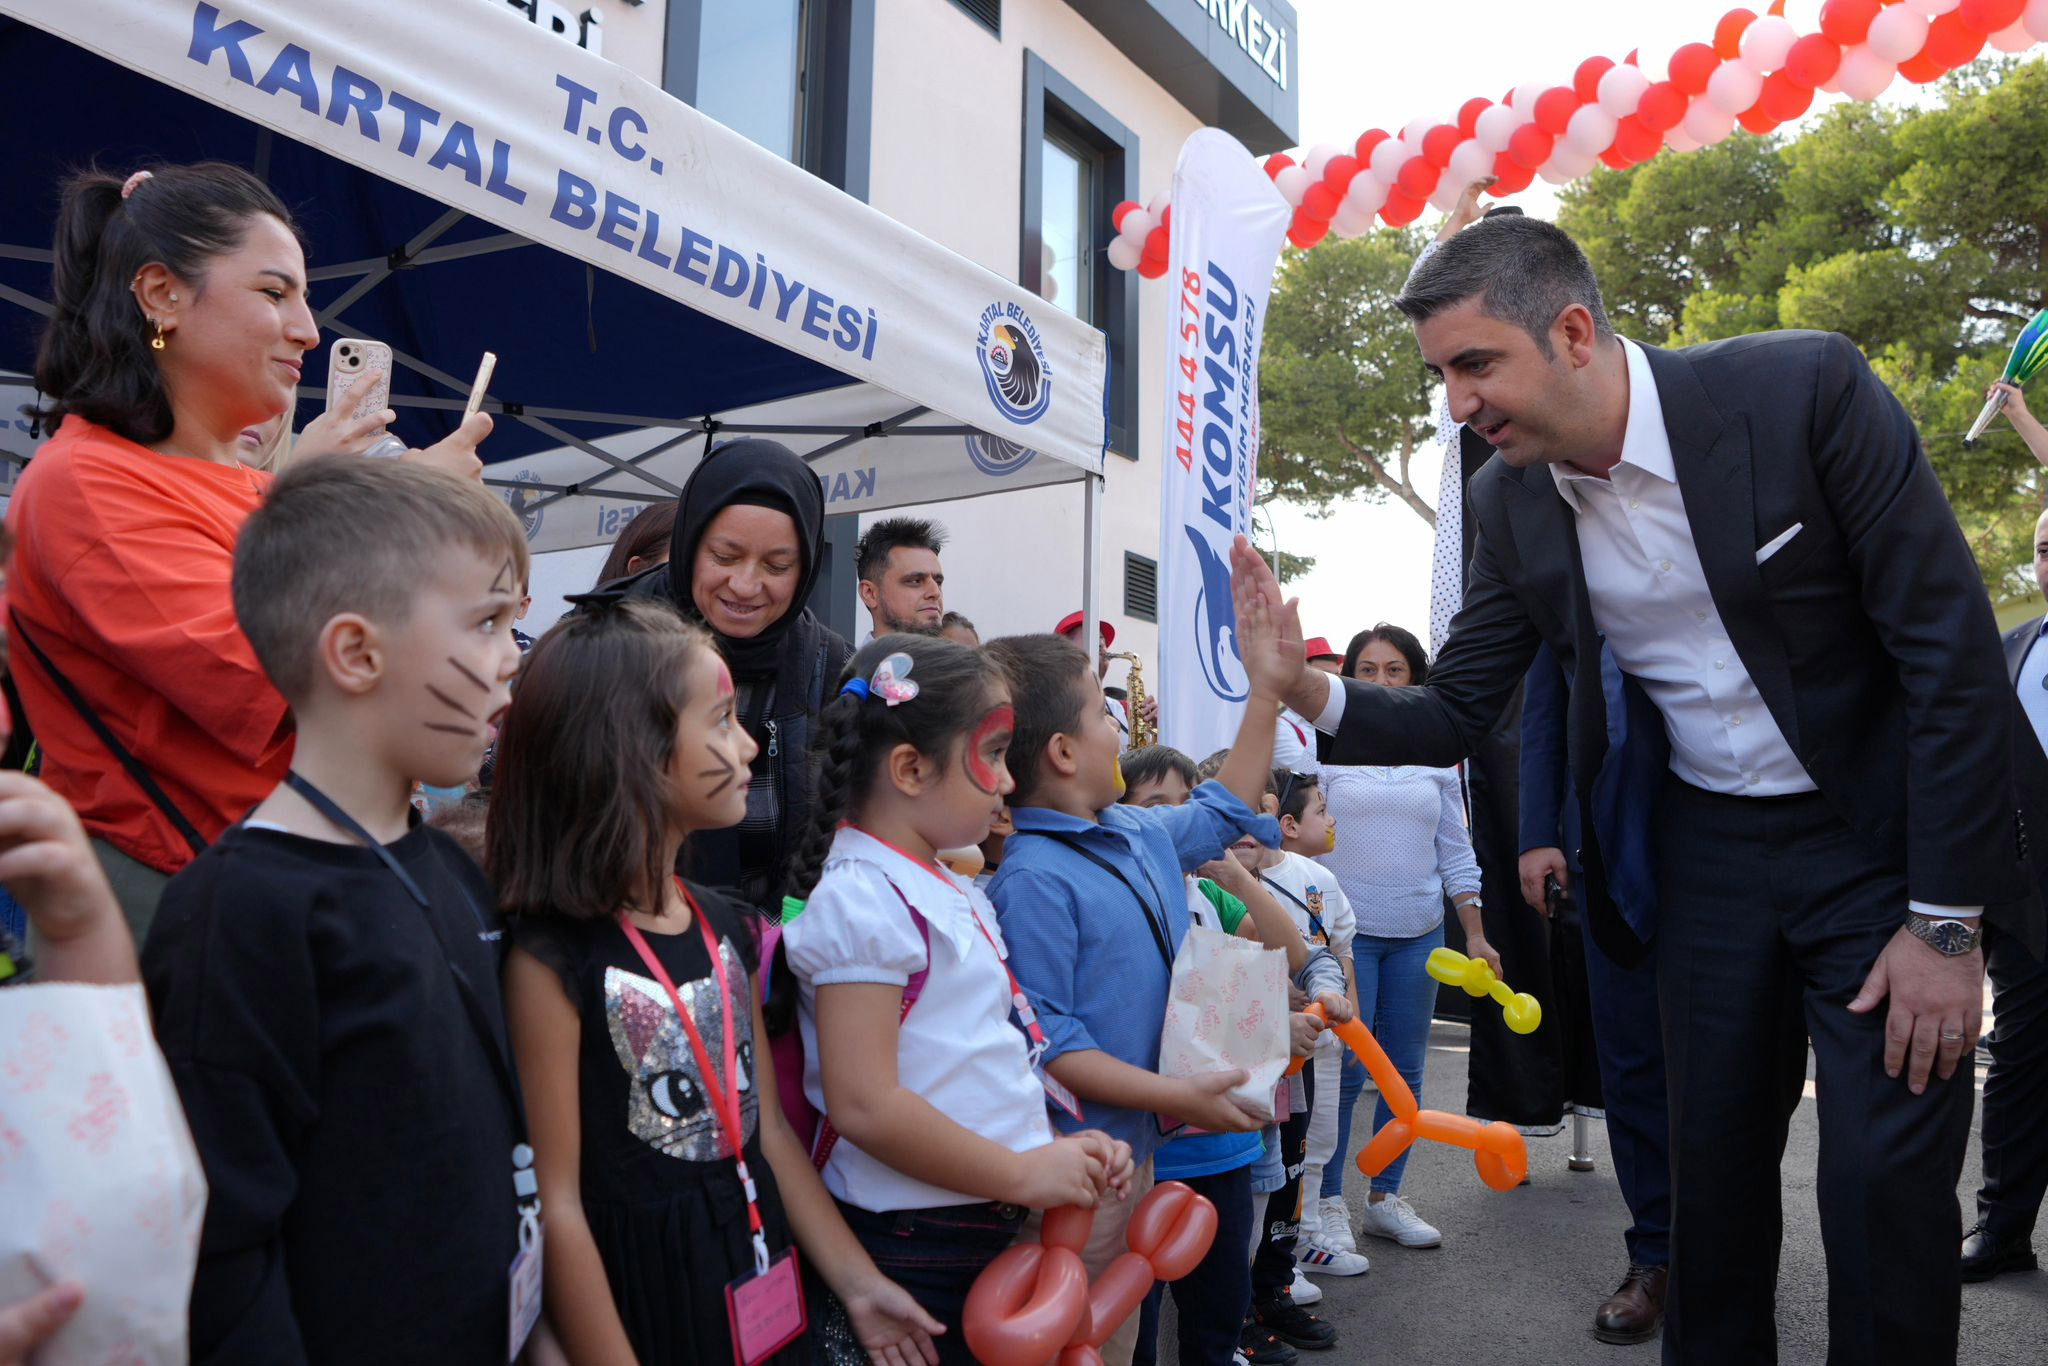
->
xmin=782 ymin=633 xmax=1134 ymax=1363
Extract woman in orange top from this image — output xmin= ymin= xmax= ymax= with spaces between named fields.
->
xmin=6 ymin=162 xmax=488 ymax=939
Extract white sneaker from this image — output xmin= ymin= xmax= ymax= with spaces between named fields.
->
xmin=1357 ymin=1194 xmax=1442 ymax=1248
xmin=1315 ymin=1195 xmax=1356 ymax=1253
xmin=1288 ymin=1267 xmax=1323 ymax=1304
xmin=1296 ymin=1240 xmax=1370 ymax=1276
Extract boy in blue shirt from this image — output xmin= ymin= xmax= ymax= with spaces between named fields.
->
xmin=984 ymin=596 xmax=1319 ymax=1366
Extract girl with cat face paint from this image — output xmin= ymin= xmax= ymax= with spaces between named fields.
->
xmin=485 ymin=601 xmax=941 ymax=1366
xmin=780 ymin=634 xmax=1136 ymax=1364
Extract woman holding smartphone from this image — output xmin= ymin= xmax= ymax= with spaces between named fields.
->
xmin=5 ymin=161 xmax=489 ymax=939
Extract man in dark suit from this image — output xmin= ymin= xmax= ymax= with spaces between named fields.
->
xmin=1963 ymin=503 xmax=2048 ymax=1281
xmin=1519 ymin=641 xmax=1672 ymax=1343
xmin=1230 ymin=216 xmax=2048 ymax=1366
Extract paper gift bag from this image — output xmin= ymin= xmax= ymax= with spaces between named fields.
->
xmin=0 ymin=982 xmax=206 ymax=1365
xmin=1157 ymin=923 xmax=1290 ymax=1124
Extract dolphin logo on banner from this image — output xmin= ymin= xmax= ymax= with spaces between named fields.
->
xmin=1185 ymin=529 xmax=1248 ymax=702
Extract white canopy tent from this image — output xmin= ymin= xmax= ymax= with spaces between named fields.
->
xmin=0 ymin=0 xmax=1113 ymax=638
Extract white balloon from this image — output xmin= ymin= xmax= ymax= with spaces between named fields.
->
xmin=1448 ymin=138 xmax=1494 ymax=185
xmin=1147 ymin=188 xmax=1171 ymax=218
xmin=1664 ymin=125 xmax=1703 ymax=154
xmin=1040 ymin=274 xmax=1059 ymax=304
xmin=1539 ymin=147 xmax=1597 ymax=185
xmin=1301 ymin=142 xmax=1342 ymax=179
xmin=1330 ymin=202 xmax=1376 ymax=239
xmin=1597 ymin=63 xmax=1651 ymax=118
xmin=1819 ymin=70 xmax=1845 ymax=95
xmin=1564 ymin=104 xmax=1619 ymax=157
xmin=1106 ymin=236 xmax=1141 ymax=271
xmin=1738 ymin=15 xmax=1798 ymax=73
xmin=1474 ymin=104 xmax=1522 ymax=152
xmin=1705 ymin=61 xmax=1765 ymax=115
xmin=1345 ymin=171 xmax=1390 ymax=215
xmin=1401 ymin=115 xmax=1439 ymax=146
xmin=1273 ymin=166 xmax=1311 ymax=206
xmin=1866 ymin=6 xmax=1930 ymax=63
xmin=2027 ymin=0 xmax=2048 ymax=42
xmin=1369 ymin=136 xmax=1409 ymax=182
xmin=1635 ymin=41 xmax=1680 ymax=85
xmin=1428 ymin=179 xmax=1464 ymax=213
xmin=1836 ymin=43 xmax=1897 ymax=99
xmin=1118 ymin=208 xmax=1153 ymax=244
xmin=1989 ymin=18 xmax=2037 ymax=52
xmin=1682 ymin=97 xmax=1738 ymax=146
xmin=1509 ymin=83 xmax=1549 ymax=118
xmin=1905 ymin=0 xmax=1959 ymax=16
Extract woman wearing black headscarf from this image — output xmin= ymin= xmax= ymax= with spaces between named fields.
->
xmin=613 ymin=439 xmax=851 ymax=910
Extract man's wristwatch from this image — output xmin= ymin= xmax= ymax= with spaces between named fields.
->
xmin=1905 ymin=914 xmax=1983 ymax=957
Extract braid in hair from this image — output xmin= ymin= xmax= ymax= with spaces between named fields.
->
xmin=787 ymin=689 xmax=868 ymax=902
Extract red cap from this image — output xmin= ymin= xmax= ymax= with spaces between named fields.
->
xmin=1304 ymin=636 xmax=1339 ymax=662
xmin=1054 ymin=611 xmax=1115 ymax=647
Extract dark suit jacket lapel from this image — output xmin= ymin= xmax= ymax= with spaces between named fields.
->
xmin=1504 ymin=462 xmax=1612 ymax=772
xmin=1643 ymin=343 xmax=1801 ymax=749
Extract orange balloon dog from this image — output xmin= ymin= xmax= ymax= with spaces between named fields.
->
xmin=964 ymin=1181 xmax=1217 ymax=1366
xmin=1286 ymin=1002 xmax=1526 ymax=1193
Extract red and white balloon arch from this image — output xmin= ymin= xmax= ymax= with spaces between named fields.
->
xmin=1108 ymin=0 xmax=2048 ymax=276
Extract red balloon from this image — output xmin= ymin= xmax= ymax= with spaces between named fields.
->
xmin=1354 ymin=128 xmax=1390 ymax=162
xmin=1783 ymin=34 xmax=1842 ymax=88
xmin=1321 ymin=153 xmax=1361 ymax=191
xmin=1533 ymin=87 xmax=1581 ymax=135
xmin=1506 ymin=123 xmax=1556 ymax=170
xmin=1669 ymin=42 xmax=1721 ymax=95
xmin=1488 ymin=157 xmax=1536 ymax=194
xmin=1574 ymin=55 xmax=1616 ymax=103
xmin=1142 ymin=226 xmax=1169 ymax=263
xmin=1819 ymin=0 xmax=1880 ymax=46
xmin=1300 ymin=183 xmax=1340 ymax=223
xmin=1158 ymin=204 xmax=1172 ymax=231
xmin=1924 ymin=11 xmax=1988 ymax=66
xmin=1898 ymin=48 xmax=1951 ymax=83
xmin=1110 ymin=201 xmax=1139 ymax=232
xmin=1636 ymin=81 xmax=1689 ymax=132
xmin=1263 ymin=154 xmax=1294 ymax=180
xmin=1715 ymin=8 xmax=1758 ymax=60
xmin=1380 ymin=190 xmax=1425 ymax=227
xmin=1137 ymin=255 xmax=1168 ymax=279
xmin=1396 ymin=156 xmax=1441 ymax=198
xmin=1736 ymin=104 xmax=1781 ymax=135
xmin=1958 ymin=0 xmax=2027 ymax=34
xmin=1123 ymin=1182 xmax=1219 ymax=1283
xmin=1420 ymin=124 xmax=1462 ymax=168
xmin=1613 ymin=115 xmax=1662 ymax=163
xmin=1759 ymin=70 xmax=1816 ymax=121
xmin=1287 ymin=216 xmax=1329 ymax=249
xmin=963 ymin=1244 xmax=1092 ymax=1366
xmin=1598 ymin=145 xmax=1633 ymax=170
xmin=1457 ymin=97 xmax=1493 ymax=136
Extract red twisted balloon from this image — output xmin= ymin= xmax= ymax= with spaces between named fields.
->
xmin=964 ymin=1180 xmax=1218 ymax=1366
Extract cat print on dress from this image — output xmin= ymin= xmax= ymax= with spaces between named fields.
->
xmin=603 ymin=934 xmax=757 ymax=1162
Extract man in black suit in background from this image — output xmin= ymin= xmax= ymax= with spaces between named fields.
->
xmin=1230 ymin=216 xmax=2048 ymax=1366
xmin=1966 ymin=501 xmax=2048 ymax=1281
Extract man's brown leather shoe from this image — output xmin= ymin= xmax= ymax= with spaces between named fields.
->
xmin=1592 ymin=1264 xmax=1667 ymax=1345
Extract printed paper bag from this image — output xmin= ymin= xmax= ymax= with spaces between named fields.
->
xmin=0 ymin=982 xmax=206 ymax=1364
xmin=1157 ymin=923 xmax=1289 ymax=1124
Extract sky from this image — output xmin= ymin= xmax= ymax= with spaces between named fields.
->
xmin=1264 ymin=0 xmax=1947 ymax=650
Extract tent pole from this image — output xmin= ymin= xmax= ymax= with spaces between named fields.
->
xmin=1082 ymin=472 xmax=1102 ymax=667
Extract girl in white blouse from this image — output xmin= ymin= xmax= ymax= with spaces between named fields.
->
xmin=1314 ymin=625 xmax=1498 ymax=1252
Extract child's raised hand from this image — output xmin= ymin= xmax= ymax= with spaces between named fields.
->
xmin=1229 ymin=535 xmax=1306 ymax=703
xmin=1314 ymin=990 xmax=1355 ymax=1025
xmin=841 ymin=1275 xmax=944 ymax=1366
xmin=1015 ymin=1135 xmax=1113 ymax=1210
xmin=1174 ymin=1069 xmax=1265 ymax=1133
xmin=1290 ymin=1010 xmax=1326 ymax=1058
xmin=1070 ymin=1129 xmax=1137 ymax=1200
xmin=1197 ymin=856 xmax=1254 ymax=898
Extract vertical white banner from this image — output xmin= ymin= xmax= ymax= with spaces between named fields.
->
xmin=1156 ymin=129 xmax=1292 ymax=759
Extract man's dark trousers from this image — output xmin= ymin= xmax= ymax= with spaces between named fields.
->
xmin=1656 ymin=779 xmax=1975 ymax=1366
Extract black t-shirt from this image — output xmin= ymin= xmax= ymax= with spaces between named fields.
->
xmin=144 ymin=822 xmax=520 ymax=1366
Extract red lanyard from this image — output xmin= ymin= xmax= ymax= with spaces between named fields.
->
xmin=616 ymin=883 xmax=770 ymax=1275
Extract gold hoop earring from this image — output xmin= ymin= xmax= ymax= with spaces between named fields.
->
xmin=148 ymin=317 xmax=165 ymax=351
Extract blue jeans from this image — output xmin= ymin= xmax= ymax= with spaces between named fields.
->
xmin=835 ymin=1199 xmax=1027 ymax=1366
xmin=1319 ymin=1049 xmax=1368 ymax=1199
xmin=1349 ymin=920 xmax=1443 ymax=1193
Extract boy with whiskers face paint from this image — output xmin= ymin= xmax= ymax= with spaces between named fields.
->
xmin=143 ymin=458 xmax=537 ymax=1364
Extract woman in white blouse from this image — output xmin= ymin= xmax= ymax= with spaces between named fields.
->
xmin=1314 ymin=624 xmax=1497 ymax=1252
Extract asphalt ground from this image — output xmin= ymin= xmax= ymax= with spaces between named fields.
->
xmin=1157 ymin=1011 xmax=2047 ymax=1365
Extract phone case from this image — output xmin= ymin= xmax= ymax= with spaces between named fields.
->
xmin=325 ymin=338 xmax=393 ymax=423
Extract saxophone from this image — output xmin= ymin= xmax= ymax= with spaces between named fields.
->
xmin=1107 ymin=651 xmax=1154 ymax=749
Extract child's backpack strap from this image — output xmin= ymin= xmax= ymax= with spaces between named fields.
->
xmin=808 ymin=877 xmax=932 ymax=1171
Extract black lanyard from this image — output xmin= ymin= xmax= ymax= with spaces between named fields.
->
xmin=281 ymin=773 xmax=528 ymax=1151
xmin=1028 ymin=830 xmax=1176 ymax=972
xmin=1259 ymin=874 xmax=1330 ymax=944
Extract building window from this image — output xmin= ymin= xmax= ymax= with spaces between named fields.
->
xmin=690 ymin=0 xmax=808 ymax=161
xmin=1022 ymin=54 xmax=1139 ymax=458
xmin=948 ymin=0 xmax=1001 ymax=36
xmin=1123 ymin=551 xmax=1159 ymax=623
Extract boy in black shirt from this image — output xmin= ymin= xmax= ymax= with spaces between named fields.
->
xmin=144 ymin=459 xmax=535 ymax=1365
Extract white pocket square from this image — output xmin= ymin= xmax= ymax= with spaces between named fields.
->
xmin=1756 ymin=522 xmax=1803 ymax=565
